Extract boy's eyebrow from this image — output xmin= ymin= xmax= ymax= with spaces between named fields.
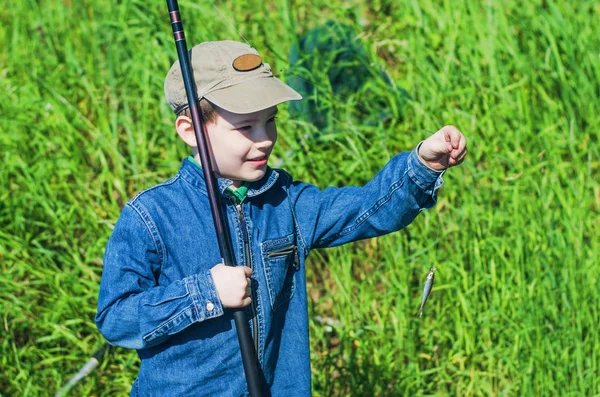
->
xmin=234 ymin=109 xmax=278 ymax=126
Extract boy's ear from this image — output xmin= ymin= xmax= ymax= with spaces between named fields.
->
xmin=175 ymin=115 xmax=198 ymax=148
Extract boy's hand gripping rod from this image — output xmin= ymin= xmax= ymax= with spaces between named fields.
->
xmin=166 ymin=1 xmax=263 ymax=396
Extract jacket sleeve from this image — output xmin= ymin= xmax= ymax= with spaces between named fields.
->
xmin=286 ymin=147 xmax=445 ymax=251
xmin=95 ymin=204 xmax=223 ymax=350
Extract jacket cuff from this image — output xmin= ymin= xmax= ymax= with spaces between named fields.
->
xmin=186 ymin=271 xmax=224 ymax=322
xmin=408 ymin=143 xmax=445 ymax=196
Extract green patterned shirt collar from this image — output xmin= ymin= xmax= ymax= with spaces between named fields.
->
xmin=187 ymin=156 xmax=249 ymax=203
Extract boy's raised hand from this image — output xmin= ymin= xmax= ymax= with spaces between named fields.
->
xmin=418 ymin=125 xmax=468 ymax=171
xmin=210 ymin=264 xmax=253 ymax=308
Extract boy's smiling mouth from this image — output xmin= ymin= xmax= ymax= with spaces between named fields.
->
xmin=247 ymin=154 xmax=268 ymax=166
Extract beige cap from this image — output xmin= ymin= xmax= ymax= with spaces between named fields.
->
xmin=164 ymin=40 xmax=302 ymax=115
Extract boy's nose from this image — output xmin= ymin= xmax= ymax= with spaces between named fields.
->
xmin=254 ymin=138 xmax=273 ymax=150
xmin=253 ymin=126 xmax=275 ymax=147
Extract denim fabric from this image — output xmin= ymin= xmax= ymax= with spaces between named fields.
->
xmin=95 ymin=147 xmax=444 ymax=396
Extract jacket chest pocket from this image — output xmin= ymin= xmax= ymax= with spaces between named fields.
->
xmin=261 ymin=234 xmax=300 ymax=311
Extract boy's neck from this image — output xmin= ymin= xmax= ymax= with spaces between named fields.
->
xmin=189 ymin=154 xmax=243 ymax=190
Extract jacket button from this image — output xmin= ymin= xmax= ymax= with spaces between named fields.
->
xmin=206 ymin=302 xmax=215 ymax=311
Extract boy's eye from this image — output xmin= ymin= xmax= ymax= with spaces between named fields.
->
xmin=237 ymin=125 xmax=252 ymax=131
xmin=267 ymin=116 xmax=277 ymax=123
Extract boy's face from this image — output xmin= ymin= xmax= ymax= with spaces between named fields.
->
xmin=177 ymin=105 xmax=278 ymax=188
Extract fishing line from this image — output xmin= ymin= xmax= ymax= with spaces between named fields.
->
xmin=206 ymin=0 xmax=251 ymax=45
xmin=417 ymin=208 xmax=470 ymax=318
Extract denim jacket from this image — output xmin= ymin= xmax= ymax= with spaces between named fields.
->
xmin=95 ymin=147 xmax=444 ymax=396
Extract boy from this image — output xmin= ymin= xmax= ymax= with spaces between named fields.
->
xmin=95 ymin=40 xmax=467 ymax=396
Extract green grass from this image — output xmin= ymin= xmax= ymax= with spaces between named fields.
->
xmin=1 ymin=0 xmax=599 ymax=395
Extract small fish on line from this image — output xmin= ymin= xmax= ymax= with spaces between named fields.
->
xmin=416 ymin=267 xmax=436 ymax=317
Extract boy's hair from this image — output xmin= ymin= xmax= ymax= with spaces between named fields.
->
xmin=176 ymin=99 xmax=217 ymax=125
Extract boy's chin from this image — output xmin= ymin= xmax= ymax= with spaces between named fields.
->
xmin=228 ymin=169 xmax=267 ymax=186
xmin=244 ymin=169 xmax=267 ymax=182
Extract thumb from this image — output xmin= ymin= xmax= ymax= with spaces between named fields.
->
xmin=428 ymin=138 xmax=453 ymax=155
xmin=242 ymin=266 xmax=253 ymax=277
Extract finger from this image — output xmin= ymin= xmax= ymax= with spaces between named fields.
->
xmin=453 ymin=134 xmax=466 ymax=155
xmin=457 ymin=135 xmax=466 ymax=153
xmin=453 ymin=146 xmax=467 ymax=161
xmin=426 ymin=138 xmax=453 ymax=157
xmin=449 ymin=148 xmax=467 ymax=166
xmin=242 ymin=266 xmax=253 ymax=277
xmin=241 ymin=297 xmax=252 ymax=307
xmin=442 ymin=126 xmax=460 ymax=148
xmin=449 ymin=137 xmax=466 ymax=160
xmin=450 ymin=127 xmax=465 ymax=151
xmin=456 ymin=149 xmax=467 ymax=164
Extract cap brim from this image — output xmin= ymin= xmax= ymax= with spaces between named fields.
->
xmin=205 ymin=76 xmax=302 ymax=114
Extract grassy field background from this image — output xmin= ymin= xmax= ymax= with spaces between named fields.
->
xmin=1 ymin=0 xmax=599 ymax=395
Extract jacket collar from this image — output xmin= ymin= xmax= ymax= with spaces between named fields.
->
xmin=179 ymin=157 xmax=279 ymax=198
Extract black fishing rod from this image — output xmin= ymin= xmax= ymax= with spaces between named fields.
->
xmin=165 ymin=1 xmax=263 ymax=396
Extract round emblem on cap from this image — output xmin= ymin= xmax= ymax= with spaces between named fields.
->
xmin=233 ymin=54 xmax=262 ymax=72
